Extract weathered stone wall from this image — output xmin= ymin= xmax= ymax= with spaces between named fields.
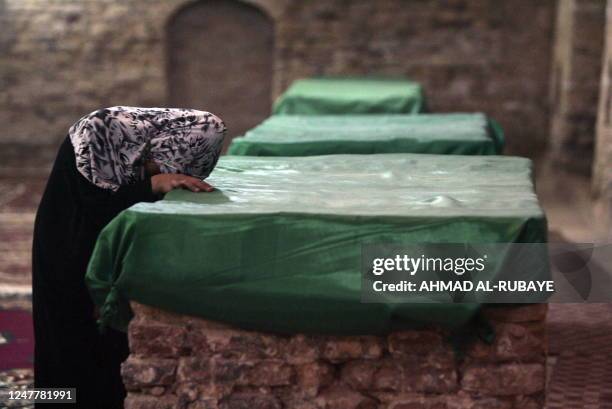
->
xmin=275 ymin=0 xmax=556 ymax=158
xmin=122 ymin=302 xmax=547 ymax=409
xmin=0 ymin=0 xmax=283 ymax=147
xmin=549 ymin=0 xmax=606 ymax=174
xmin=167 ymin=0 xmax=275 ymax=146
xmin=1 ymin=0 xmax=556 ymax=157
xmin=593 ymin=0 xmax=612 ymax=235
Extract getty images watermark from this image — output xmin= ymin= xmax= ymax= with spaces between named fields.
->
xmin=361 ymin=243 xmax=612 ymax=303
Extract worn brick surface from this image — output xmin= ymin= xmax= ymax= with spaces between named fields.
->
xmin=321 ymin=336 xmax=384 ymax=363
xmin=549 ymin=0 xmax=606 ymax=174
xmin=284 ymin=335 xmax=320 ymax=365
xmin=124 ymin=394 xmax=180 ymax=409
xmin=465 ymin=321 xmax=546 ymax=363
xmin=0 ymin=0 xmax=556 ymax=158
xmin=593 ymin=0 xmax=612 ymax=233
xmin=481 ymin=304 xmax=548 ymax=323
xmin=461 ymin=363 xmax=546 ymax=396
xmin=121 ymin=357 xmax=177 ymax=389
xmin=295 ymin=361 xmax=335 ymax=396
xmin=315 ymin=383 xmax=378 ymax=409
xmin=240 ymin=360 xmax=294 ymax=386
xmin=129 ymin=319 xmax=189 ymax=358
xmin=388 ymin=330 xmax=444 ymax=355
xmin=123 ymin=303 xmax=547 ymax=409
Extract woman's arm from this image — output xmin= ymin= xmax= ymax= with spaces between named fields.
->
xmin=70 ymin=169 xmax=214 ymax=281
xmin=74 ymin=169 xmax=214 ymax=221
xmin=75 ymin=173 xmax=160 ymax=218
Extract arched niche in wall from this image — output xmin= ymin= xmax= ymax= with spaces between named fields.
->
xmin=166 ymin=0 xmax=274 ymax=147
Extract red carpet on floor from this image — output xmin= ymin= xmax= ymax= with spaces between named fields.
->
xmin=0 ymin=310 xmax=34 ymax=370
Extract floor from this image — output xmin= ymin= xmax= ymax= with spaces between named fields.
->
xmin=0 ymin=148 xmax=610 ymax=408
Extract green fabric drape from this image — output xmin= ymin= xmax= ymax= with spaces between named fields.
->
xmin=86 ymin=154 xmax=546 ymax=335
xmin=272 ymin=77 xmax=426 ymax=115
xmin=228 ymin=113 xmax=504 ymax=156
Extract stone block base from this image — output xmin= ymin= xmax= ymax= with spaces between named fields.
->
xmin=123 ymin=303 xmax=547 ymax=409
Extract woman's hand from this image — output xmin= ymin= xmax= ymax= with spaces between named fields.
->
xmin=151 ymin=174 xmax=214 ymax=194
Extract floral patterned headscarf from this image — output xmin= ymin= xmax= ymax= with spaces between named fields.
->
xmin=69 ymin=106 xmax=226 ymax=191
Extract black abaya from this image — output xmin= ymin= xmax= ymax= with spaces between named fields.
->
xmin=32 ymin=136 xmax=159 ymax=409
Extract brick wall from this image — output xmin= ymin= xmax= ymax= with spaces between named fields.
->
xmin=593 ymin=0 xmax=612 ymax=235
xmin=0 ymin=0 xmax=556 ymax=158
xmin=549 ymin=0 xmax=606 ymax=174
xmin=275 ymin=0 xmax=556 ymax=158
xmin=122 ymin=303 xmax=547 ymax=409
xmin=166 ymin=0 xmax=275 ymax=145
xmin=0 ymin=0 xmax=281 ymax=146
xmin=0 ymin=0 xmax=172 ymax=146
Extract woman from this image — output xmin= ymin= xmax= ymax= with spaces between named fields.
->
xmin=32 ymin=106 xmax=226 ymax=408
